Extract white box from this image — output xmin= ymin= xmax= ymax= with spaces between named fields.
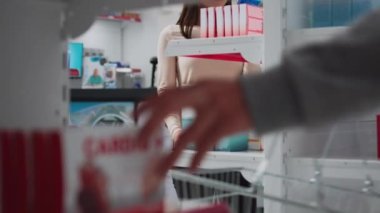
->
xmin=224 ymin=5 xmax=232 ymax=37
xmin=207 ymin=7 xmax=216 ymax=38
xmin=200 ymin=8 xmax=208 ymax=38
xmin=232 ymin=4 xmax=240 ymax=36
xmin=239 ymin=4 xmax=248 ymax=36
xmin=216 ymin=6 xmax=224 ymax=37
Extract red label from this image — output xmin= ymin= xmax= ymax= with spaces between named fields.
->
xmin=84 ymin=136 xmax=162 ymax=158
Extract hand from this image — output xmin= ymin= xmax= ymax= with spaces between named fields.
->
xmin=135 ymin=80 xmax=253 ymax=196
xmin=172 ymin=129 xmax=182 ymax=144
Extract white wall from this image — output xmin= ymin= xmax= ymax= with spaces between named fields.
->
xmin=122 ymin=5 xmax=183 ymax=87
xmin=72 ymin=20 xmax=122 ymax=61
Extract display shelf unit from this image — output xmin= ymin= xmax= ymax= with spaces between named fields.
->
xmin=70 ymin=88 xmax=156 ymax=103
xmin=165 ymin=35 xmax=264 ymax=64
xmin=175 ymin=150 xmax=265 ymax=183
xmin=175 ymin=150 xmax=264 ymax=170
xmin=286 ymin=157 xmax=380 ymax=180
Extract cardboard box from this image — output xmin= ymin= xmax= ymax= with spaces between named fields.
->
xmin=224 ymin=5 xmax=233 ymax=37
xmin=208 ymin=7 xmax=216 ymax=38
xmin=216 ymin=6 xmax=225 ymax=37
xmin=200 ymin=8 xmax=208 ymax=38
xmin=239 ymin=4 xmax=264 ymax=35
xmin=232 ymin=4 xmax=240 ymax=36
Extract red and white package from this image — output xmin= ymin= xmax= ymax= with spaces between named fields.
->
xmin=232 ymin=4 xmax=240 ymax=36
xmin=216 ymin=6 xmax=225 ymax=37
xmin=200 ymin=8 xmax=208 ymax=38
xmin=207 ymin=7 xmax=216 ymax=38
xmin=63 ymin=127 xmax=165 ymax=213
xmin=224 ymin=5 xmax=233 ymax=37
xmin=239 ymin=4 xmax=264 ymax=36
xmin=0 ymin=127 xmax=165 ymax=213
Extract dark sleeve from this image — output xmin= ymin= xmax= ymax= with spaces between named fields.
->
xmin=240 ymin=9 xmax=380 ymax=134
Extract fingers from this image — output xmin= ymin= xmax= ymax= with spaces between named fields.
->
xmin=135 ymin=86 xmax=208 ymax=147
xmin=142 ymin=110 xmax=217 ymax=196
xmin=135 ymin=87 xmax=191 ymax=120
xmin=189 ymin=125 xmax=221 ymax=172
xmin=153 ymin=109 xmax=217 ymax=178
xmin=142 ymin=134 xmax=190 ymax=197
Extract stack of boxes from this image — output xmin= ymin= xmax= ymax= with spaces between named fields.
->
xmin=201 ymin=4 xmax=264 ymax=38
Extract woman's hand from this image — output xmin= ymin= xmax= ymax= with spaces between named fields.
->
xmin=172 ymin=129 xmax=182 ymax=145
xmin=135 ymin=80 xmax=253 ymax=196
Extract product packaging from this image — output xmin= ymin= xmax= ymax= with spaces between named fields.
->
xmin=131 ymin=69 xmax=145 ymax=88
xmin=69 ymin=102 xmax=135 ymax=127
xmin=208 ymin=7 xmax=216 ymax=38
xmin=0 ymin=131 xmax=29 ymax=213
xmin=238 ymin=0 xmax=262 ymax=6
xmin=239 ymin=4 xmax=264 ymax=35
xmin=232 ymin=4 xmax=240 ymax=36
xmin=104 ymin=63 xmax=118 ymax=89
xmin=0 ymin=128 xmax=165 ymax=213
xmin=248 ymin=131 xmax=263 ymax=151
xmin=215 ymin=133 xmax=249 ymax=152
xmin=82 ymin=56 xmax=106 ymax=89
xmin=224 ymin=5 xmax=233 ymax=37
xmin=64 ymin=127 xmax=164 ymax=212
xmin=216 ymin=6 xmax=225 ymax=37
xmin=200 ymin=8 xmax=208 ymax=38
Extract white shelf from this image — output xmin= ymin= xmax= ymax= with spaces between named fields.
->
xmin=165 ymin=35 xmax=264 ymax=64
xmin=175 ymin=150 xmax=264 ymax=173
xmin=286 ymin=27 xmax=348 ymax=49
xmin=286 ymin=157 xmax=380 ymax=181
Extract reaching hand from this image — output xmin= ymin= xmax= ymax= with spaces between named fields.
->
xmin=135 ymin=80 xmax=254 ymax=196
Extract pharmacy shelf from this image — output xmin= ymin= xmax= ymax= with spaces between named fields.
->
xmin=165 ymin=35 xmax=264 ymax=64
xmin=175 ymin=150 xmax=265 ymax=183
xmin=286 ymin=27 xmax=348 ymax=49
xmin=70 ymin=88 xmax=156 ymax=102
xmin=286 ymin=157 xmax=380 ymax=181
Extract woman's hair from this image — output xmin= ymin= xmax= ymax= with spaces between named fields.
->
xmin=176 ymin=1 xmax=231 ymax=39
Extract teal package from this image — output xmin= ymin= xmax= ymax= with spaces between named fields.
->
xmin=214 ymin=133 xmax=249 ymax=152
xmin=352 ymin=0 xmax=372 ymax=20
xmin=182 ymin=118 xmax=248 ymax=152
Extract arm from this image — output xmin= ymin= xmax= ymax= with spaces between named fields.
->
xmin=242 ymin=62 xmax=262 ymax=75
xmin=240 ymin=10 xmax=380 ymax=134
xmin=156 ymin=26 xmax=182 ymax=141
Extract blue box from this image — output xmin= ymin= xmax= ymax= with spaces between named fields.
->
xmin=238 ymin=0 xmax=262 ymax=6
xmin=352 ymin=0 xmax=372 ymax=20
xmin=332 ymin=0 xmax=352 ymax=26
xmin=312 ymin=0 xmax=333 ymax=27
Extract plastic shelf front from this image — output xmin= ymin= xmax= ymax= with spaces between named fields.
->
xmin=165 ymin=35 xmax=264 ymax=64
xmin=175 ymin=150 xmax=265 ymax=183
xmin=286 ymin=157 xmax=380 ymax=181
